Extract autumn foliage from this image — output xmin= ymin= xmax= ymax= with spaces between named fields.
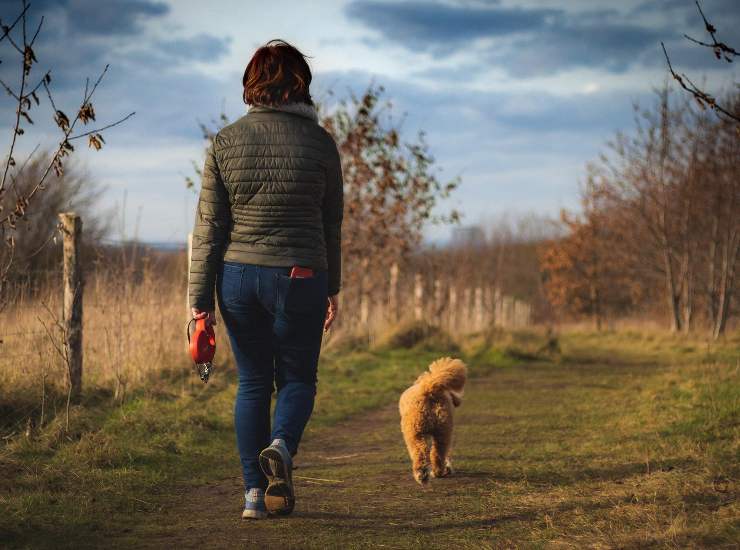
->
xmin=540 ymin=187 xmax=638 ymax=330
xmin=541 ymin=88 xmax=739 ymax=337
xmin=320 ymin=85 xmax=459 ymax=292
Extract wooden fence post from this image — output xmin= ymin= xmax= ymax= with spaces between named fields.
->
xmin=388 ymin=262 xmax=399 ymax=324
xmin=463 ymin=287 xmax=472 ymax=332
xmin=448 ymin=286 xmax=457 ymax=331
xmin=474 ymin=287 xmax=483 ymax=330
xmin=59 ymin=213 xmax=83 ymax=400
xmin=434 ymin=279 xmax=442 ymax=317
xmin=359 ymin=258 xmax=369 ymax=328
xmin=484 ymin=286 xmax=493 ymax=327
xmin=414 ymin=273 xmax=423 ymax=321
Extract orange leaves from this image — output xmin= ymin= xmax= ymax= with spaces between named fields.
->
xmin=319 ymin=85 xmax=460 ymax=290
xmin=540 ymin=206 xmax=637 ymax=324
xmin=22 ymin=45 xmax=36 ymax=75
xmin=78 ymin=102 xmax=96 ymax=124
xmin=88 ymin=133 xmax=105 ymax=151
xmin=54 ymin=110 xmax=70 ymax=132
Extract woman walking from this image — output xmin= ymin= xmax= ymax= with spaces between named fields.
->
xmin=188 ymin=40 xmax=343 ymax=519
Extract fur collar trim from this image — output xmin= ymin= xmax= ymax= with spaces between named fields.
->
xmin=248 ymin=102 xmax=318 ymax=122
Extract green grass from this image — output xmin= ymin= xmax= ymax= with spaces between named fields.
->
xmin=558 ymin=328 xmax=740 ymax=366
xmin=0 ymin=329 xmax=461 ymax=548
xmin=1 ymin=327 xmax=738 ymax=548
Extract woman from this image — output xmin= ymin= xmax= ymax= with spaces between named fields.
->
xmin=188 ymin=39 xmax=343 ymax=519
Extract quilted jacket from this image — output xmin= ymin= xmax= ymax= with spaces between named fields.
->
xmin=188 ymin=102 xmax=344 ymax=311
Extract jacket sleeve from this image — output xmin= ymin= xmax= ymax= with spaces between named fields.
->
xmin=189 ymin=140 xmax=231 ymax=311
xmin=323 ymin=139 xmax=344 ymax=296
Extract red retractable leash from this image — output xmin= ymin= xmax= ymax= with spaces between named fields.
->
xmin=187 ymin=317 xmax=216 ymax=383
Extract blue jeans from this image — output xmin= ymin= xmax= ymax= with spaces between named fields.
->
xmin=216 ymin=262 xmax=328 ymax=490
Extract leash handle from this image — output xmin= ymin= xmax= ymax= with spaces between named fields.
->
xmin=186 ymin=316 xmax=216 ymax=383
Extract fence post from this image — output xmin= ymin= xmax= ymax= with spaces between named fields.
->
xmin=463 ymin=287 xmax=472 ymax=332
xmin=414 ymin=273 xmax=423 ymax=321
xmin=434 ymin=279 xmax=442 ymax=317
xmin=448 ymin=286 xmax=457 ymax=331
xmin=59 ymin=213 xmax=83 ymax=400
xmin=359 ymin=258 xmax=369 ymax=327
xmin=474 ymin=287 xmax=483 ymax=330
xmin=388 ymin=262 xmax=399 ymax=323
xmin=484 ymin=286 xmax=493 ymax=327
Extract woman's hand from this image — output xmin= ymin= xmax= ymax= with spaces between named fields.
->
xmin=191 ymin=308 xmax=217 ymax=326
xmin=324 ymin=294 xmax=339 ymax=332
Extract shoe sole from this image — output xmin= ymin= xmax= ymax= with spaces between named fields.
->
xmin=241 ymin=508 xmax=268 ymax=520
xmin=259 ymin=447 xmax=295 ymax=515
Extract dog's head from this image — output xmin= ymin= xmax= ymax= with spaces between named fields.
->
xmin=428 ymin=357 xmax=467 ymax=405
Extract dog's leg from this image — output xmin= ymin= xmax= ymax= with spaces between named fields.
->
xmin=430 ymin=426 xmax=452 ymax=478
xmin=403 ymin=429 xmax=431 ymax=485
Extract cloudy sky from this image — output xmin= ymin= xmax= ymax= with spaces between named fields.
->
xmin=1 ymin=0 xmax=738 ymax=243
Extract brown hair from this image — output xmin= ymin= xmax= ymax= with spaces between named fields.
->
xmin=242 ymin=39 xmax=313 ymax=106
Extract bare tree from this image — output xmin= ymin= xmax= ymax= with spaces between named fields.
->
xmin=0 ymin=156 xmax=110 ymax=279
xmin=0 ymin=0 xmax=134 ymax=309
xmin=598 ymin=88 xmax=696 ymax=332
xmin=697 ymin=95 xmax=740 ymax=337
xmin=546 ymin=84 xmax=739 ymax=337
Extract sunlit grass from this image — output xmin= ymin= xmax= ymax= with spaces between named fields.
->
xmin=1 ymin=323 xmax=738 ymax=548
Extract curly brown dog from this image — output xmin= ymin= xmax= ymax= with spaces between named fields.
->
xmin=399 ymin=357 xmax=467 ymax=485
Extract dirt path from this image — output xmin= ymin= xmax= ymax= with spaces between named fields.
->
xmin=110 ymin=360 xmax=733 ymax=549
xmin=117 ymin=370 xmax=516 ymax=549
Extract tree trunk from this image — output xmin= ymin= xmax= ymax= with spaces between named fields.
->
xmin=713 ymin=235 xmax=739 ymax=339
xmin=681 ymin=258 xmax=693 ymax=334
xmin=663 ymin=249 xmax=682 ymax=332
xmin=707 ymin=210 xmax=719 ymax=328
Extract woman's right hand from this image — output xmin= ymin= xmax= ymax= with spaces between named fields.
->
xmin=191 ymin=308 xmax=217 ymax=326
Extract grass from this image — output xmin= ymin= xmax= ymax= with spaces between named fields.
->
xmin=0 ymin=323 xmax=461 ymax=548
xmin=1 ymin=327 xmax=738 ymax=548
xmin=1 ymin=265 xmax=189 ymax=431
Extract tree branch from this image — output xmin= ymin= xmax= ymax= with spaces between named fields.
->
xmin=0 ymin=2 xmax=30 ymax=46
xmin=68 ymin=111 xmax=136 ymax=141
xmin=0 ymin=64 xmax=133 ymax=227
xmin=661 ymin=42 xmax=740 ymax=124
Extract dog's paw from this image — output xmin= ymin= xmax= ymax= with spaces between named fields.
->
xmin=432 ymin=460 xmax=453 ymax=478
xmin=413 ymin=466 xmax=430 ymax=485
xmin=431 ymin=466 xmax=451 ymax=478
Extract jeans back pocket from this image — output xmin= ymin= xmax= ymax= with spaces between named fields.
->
xmin=276 ymin=271 xmax=328 ymax=315
xmin=218 ymin=262 xmax=244 ymax=306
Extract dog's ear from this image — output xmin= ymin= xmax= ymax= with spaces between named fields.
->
xmin=450 ymin=390 xmax=463 ymax=407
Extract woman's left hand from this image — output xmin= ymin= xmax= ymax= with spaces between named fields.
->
xmin=324 ymin=295 xmax=338 ymax=332
xmin=191 ymin=308 xmax=217 ymax=326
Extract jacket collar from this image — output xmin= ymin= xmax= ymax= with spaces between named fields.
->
xmin=248 ymin=102 xmax=318 ymax=122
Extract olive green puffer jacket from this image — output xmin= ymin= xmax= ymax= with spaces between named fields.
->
xmin=188 ymin=103 xmax=344 ymax=311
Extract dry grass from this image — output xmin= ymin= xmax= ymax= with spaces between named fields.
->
xmin=1 ymin=314 xmax=738 ymax=547
xmin=0 ymin=261 xmax=194 ymax=432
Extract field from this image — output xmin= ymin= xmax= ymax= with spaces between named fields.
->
xmin=1 ymin=326 xmax=738 ymax=549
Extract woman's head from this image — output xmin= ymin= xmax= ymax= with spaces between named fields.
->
xmin=243 ymin=39 xmax=313 ymax=107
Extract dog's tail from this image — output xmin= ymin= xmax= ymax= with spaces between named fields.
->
xmin=417 ymin=357 xmax=467 ymax=402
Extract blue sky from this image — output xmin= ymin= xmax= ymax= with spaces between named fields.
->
xmin=1 ymin=0 xmax=738 ymax=243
